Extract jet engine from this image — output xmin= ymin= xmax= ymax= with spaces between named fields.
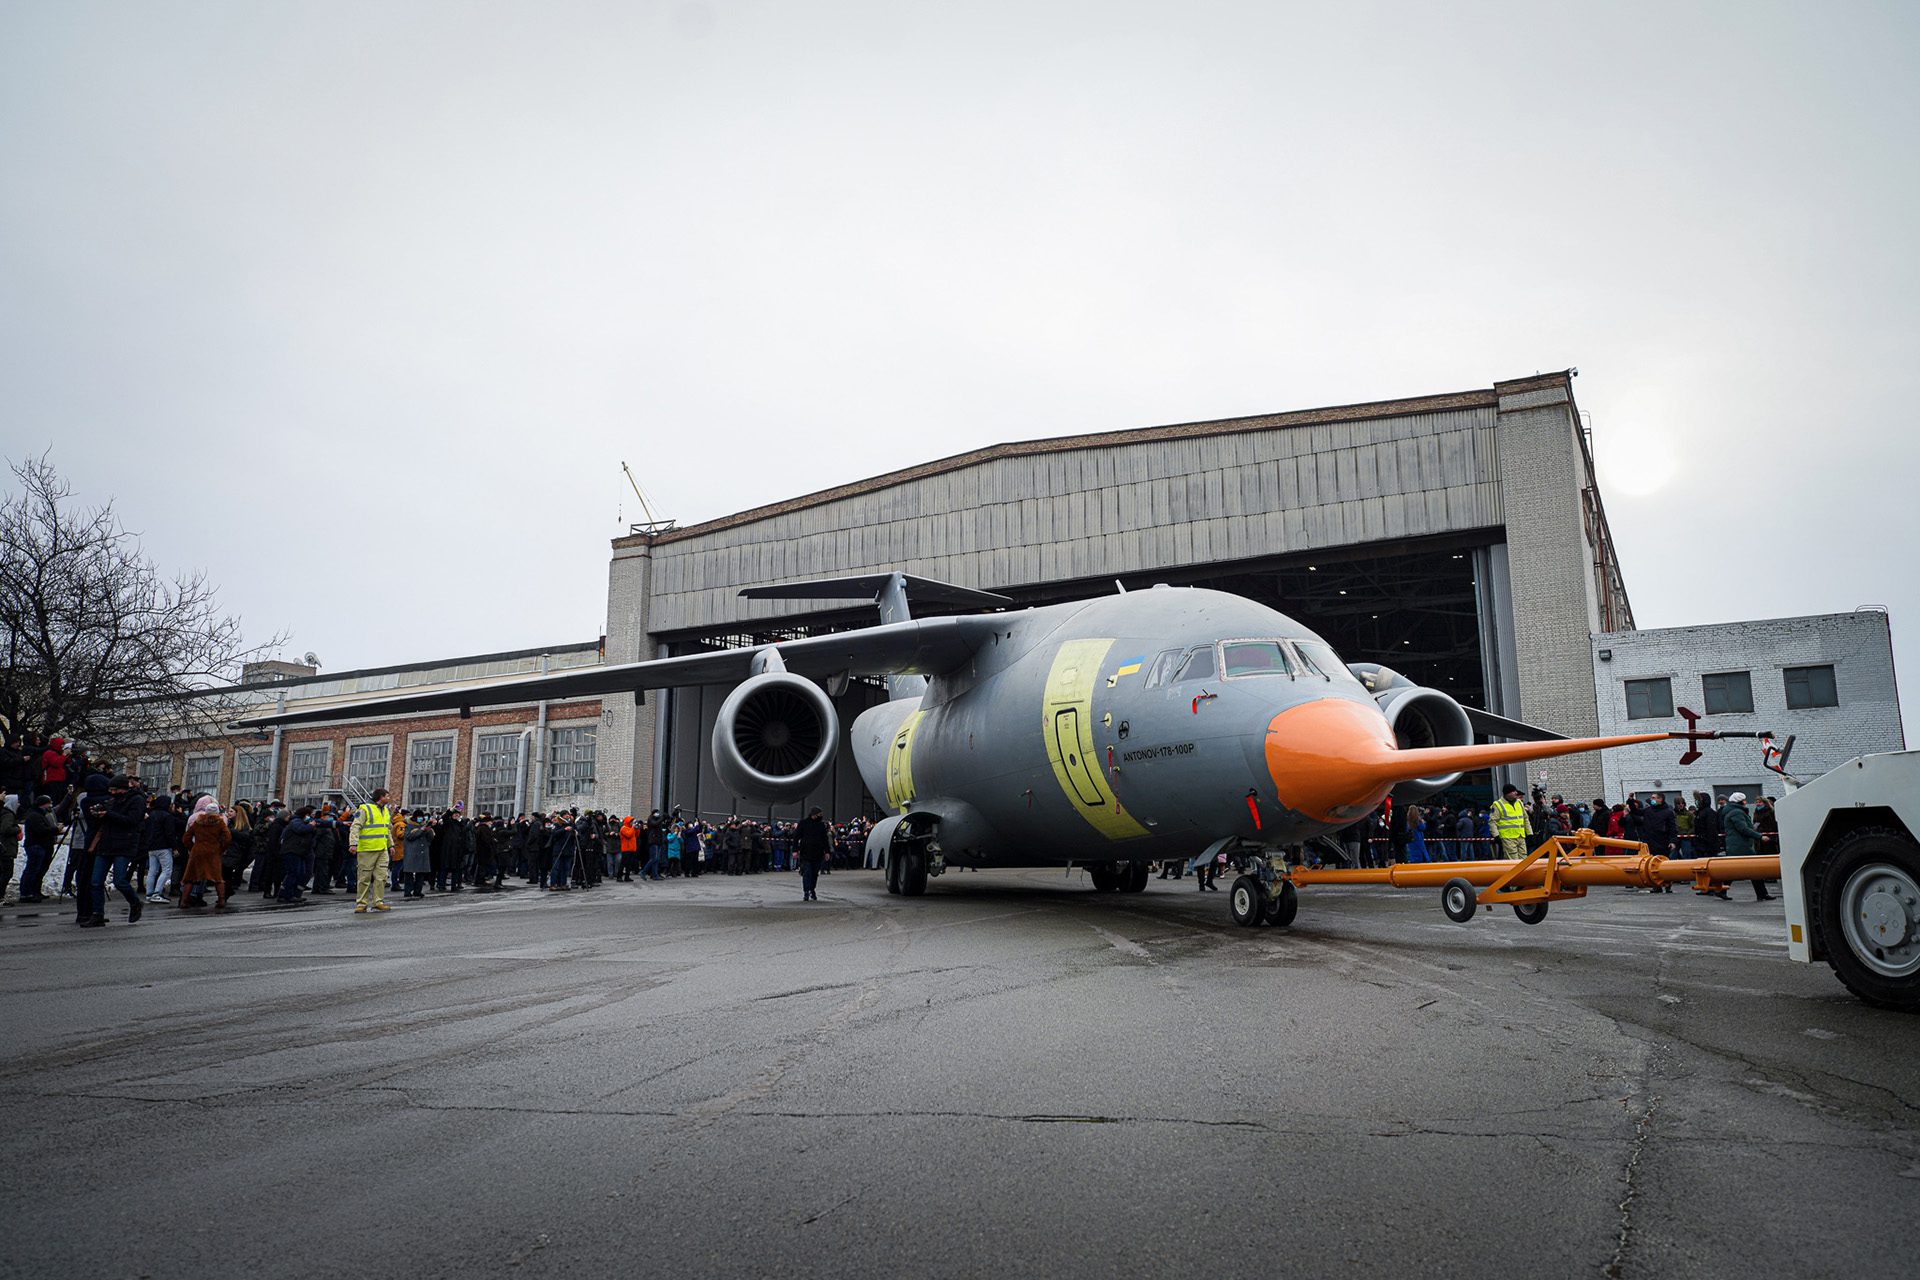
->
xmin=711 ymin=672 xmax=840 ymax=803
xmin=1348 ymin=663 xmax=1475 ymax=797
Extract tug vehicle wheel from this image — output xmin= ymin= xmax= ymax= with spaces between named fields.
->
xmin=1441 ymin=877 xmax=1478 ymax=924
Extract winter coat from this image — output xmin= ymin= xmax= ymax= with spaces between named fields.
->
xmin=25 ymin=807 xmax=61 ymax=847
xmin=179 ymin=812 xmax=231 ymax=885
xmin=98 ymin=790 xmax=148 ymax=857
xmin=0 ymin=744 xmax=28 ymax=795
xmin=796 ymin=816 xmax=830 ymax=862
xmin=140 ymin=805 xmax=181 ymax=852
xmin=403 ymin=826 xmax=434 ymax=874
xmin=1721 ymin=802 xmax=1759 ymax=856
xmin=619 ymin=819 xmax=638 ymax=854
xmin=0 ymin=805 xmax=19 ymax=857
xmin=279 ymin=817 xmax=317 ymax=864
xmin=474 ymin=822 xmax=498 ymax=874
xmin=40 ymin=740 xmax=68 ymax=784
xmin=1640 ymin=802 xmax=1678 ymax=855
xmin=1693 ymin=804 xmax=1722 ymax=855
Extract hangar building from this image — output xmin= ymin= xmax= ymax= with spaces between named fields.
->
xmin=597 ymin=370 xmax=1633 ymax=819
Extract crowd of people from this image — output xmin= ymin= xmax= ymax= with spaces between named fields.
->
xmin=0 ymin=733 xmax=875 ymax=925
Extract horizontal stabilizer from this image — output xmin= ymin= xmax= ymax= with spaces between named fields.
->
xmin=741 ymin=574 xmax=1010 ymax=609
xmin=1463 ymin=706 xmax=1568 ymax=743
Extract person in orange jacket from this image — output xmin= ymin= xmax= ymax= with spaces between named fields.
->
xmin=617 ymin=815 xmax=639 ymax=882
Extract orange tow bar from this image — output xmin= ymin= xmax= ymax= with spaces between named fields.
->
xmin=1285 ymin=830 xmax=1782 ymax=922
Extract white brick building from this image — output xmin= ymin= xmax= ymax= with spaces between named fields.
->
xmin=1592 ymin=612 xmax=1905 ymax=804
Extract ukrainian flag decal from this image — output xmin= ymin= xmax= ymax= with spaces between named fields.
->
xmin=1115 ymin=656 xmax=1145 ymax=678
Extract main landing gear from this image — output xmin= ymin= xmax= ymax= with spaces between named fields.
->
xmin=1087 ymin=862 xmax=1150 ymax=894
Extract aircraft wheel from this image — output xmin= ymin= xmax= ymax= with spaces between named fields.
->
xmin=1817 ymin=827 xmax=1920 ymax=1012
xmin=885 ymin=851 xmax=901 ymax=895
xmin=1263 ymin=880 xmax=1298 ymax=927
xmin=1512 ymin=900 xmax=1549 ymax=925
xmin=1122 ymin=862 xmax=1151 ymax=893
xmin=1441 ymin=877 xmax=1479 ymax=924
xmin=898 ymin=851 xmax=929 ymax=897
xmin=1229 ymin=876 xmax=1264 ymax=927
xmin=1088 ymin=865 xmax=1118 ymax=893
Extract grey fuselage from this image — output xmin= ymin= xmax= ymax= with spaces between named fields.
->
xmin=850 ymin=586 xmax=1387 ymax=867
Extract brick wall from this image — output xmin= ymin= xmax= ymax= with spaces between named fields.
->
xmin=118 ymin=700 xmax=606 ymax=814
xmin=1593 ymin=611 xmax=1904 ymax=802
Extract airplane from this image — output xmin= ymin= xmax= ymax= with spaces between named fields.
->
xmin=234 ymin=572 xmax=1715 ymax=928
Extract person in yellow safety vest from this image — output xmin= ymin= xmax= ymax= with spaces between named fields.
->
xmin=349 ymin=788 xmax=394 ymax=913
xmin=1491 ymin=783 xmax=1532 ymax=860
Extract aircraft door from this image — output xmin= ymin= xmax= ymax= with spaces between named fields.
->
xmin=1050 ymin=707 xmax=1106 ymax=806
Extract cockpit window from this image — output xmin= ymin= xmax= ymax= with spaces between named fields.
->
xmin=1142 ymin=648 xmax=1184 ymax=689
xmin=1294 ymin=639 xmax=1363 ymax=686
xmin=1173 ymin=646 xmax=1217 ymax=683
xmin=1222 ymin=640 xmax=1293 ymax=678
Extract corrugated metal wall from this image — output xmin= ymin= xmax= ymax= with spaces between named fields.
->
xmin=649 ymin=406 xmax=1501 ymax=632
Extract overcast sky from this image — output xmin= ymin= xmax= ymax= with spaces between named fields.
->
xmin=4 ymin=0 xmax=1915 ymax=723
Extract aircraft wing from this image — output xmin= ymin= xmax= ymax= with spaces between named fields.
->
xmin=1462 ymin=706 xmax=1568 ymax=743
xmin=229 ymin=615 xmax=1004 ymax=731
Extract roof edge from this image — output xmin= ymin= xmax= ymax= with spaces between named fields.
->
xmin=620 ymin=383 xmax=1507 ymax=549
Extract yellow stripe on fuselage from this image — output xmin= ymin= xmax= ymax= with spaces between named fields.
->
xmin=885 ymin=709 xmax=926 ymax=811
xmin=1041 ymin=639 xmax=1149 ymax=840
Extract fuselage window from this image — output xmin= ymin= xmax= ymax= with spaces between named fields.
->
xmin=1173 ymin=645 xmax=1217 ymax=683
xmin=1222 ymin=640 xmax=1292 ymax=678
xmin=1142 ymin=648 xmax=1184 ymax=688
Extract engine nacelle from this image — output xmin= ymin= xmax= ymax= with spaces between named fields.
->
xmin=1376 ymin=684 xmax=1475 ymax=799
xmin=710 ymin=672 xmax=840 ymax=804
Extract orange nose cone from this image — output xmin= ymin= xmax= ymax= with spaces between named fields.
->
xmin=1263 ymin=698 xmax=1402 ymax=824
xmin=1266 ymin=696 xmax=1680 ymax=825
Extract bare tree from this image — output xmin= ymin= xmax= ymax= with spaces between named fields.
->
xmin=0 ymin=455 xmax=284 ymax=747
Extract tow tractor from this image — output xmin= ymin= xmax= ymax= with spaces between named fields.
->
xmin=1245 ymin=734 xmax=1920 ymax=1012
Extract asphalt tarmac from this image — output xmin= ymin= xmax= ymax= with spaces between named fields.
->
xmin=1 ymin=866 xmax=1914 ymax=1280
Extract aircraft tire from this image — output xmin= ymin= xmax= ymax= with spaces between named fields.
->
xmin=1088 ymin=866 xmax=1118 ymax=893
xmin=1229 ymin=876 xmax=1264 ymax=927
xmin=1263 ymin=880 xmax=1298 ymax=927
xmin=1441 ymin=878 xmax=1479 ymax=924
xmin=885 ymin=852 xmax=901 ymax=895
xmin=1512 ymin=900 xmax=1549 ymax=925
xmin=1121 ymin=862 xmax=1151 ymax=893
xmin=899 ymin=851 xmax=929 ymax=897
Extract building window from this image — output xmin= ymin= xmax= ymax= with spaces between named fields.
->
xmin=1702 ymin=671 xmax=1754 ymax=715
xmin=288 ymin=745 xmax=331 ymax=809
xmin=232 ymin=748 xmax=272 ymax=803
xmin=346 ymin=741 xmax=391 ymax=798
xmin=1784 ymin=664 xmax=1838 ymax=710
xmin=407 ymin=737 xmax=455 ymax=811
xmin=473 ymin=731 xmax=520 ymax=817
xmin=182 ymin=753 xmax=222 ymax=797
xmin=546 ymin=725 xmax=596 ymax=799
xmin=138 ymin=756 xmax=172 ymax=793
xmin=1625 ymin=677 xmax=1674 ymax=720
